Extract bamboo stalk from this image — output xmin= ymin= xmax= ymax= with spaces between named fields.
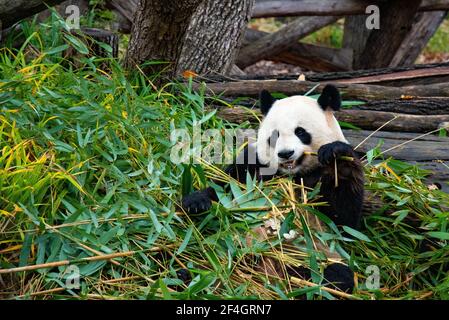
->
xmin=0 ymin=246 xmax=168 ymax=274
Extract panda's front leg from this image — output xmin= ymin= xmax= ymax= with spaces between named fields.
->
xmin=317 ymin=141 xmax=364 ymax=230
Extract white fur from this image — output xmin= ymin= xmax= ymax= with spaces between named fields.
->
xmin=256 ymin=95 xmax=347 ymax=175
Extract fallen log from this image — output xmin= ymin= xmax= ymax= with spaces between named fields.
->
xmin=242 ymin=28 xmax=352 ymax=72
xmin=252 ymin=0 xmax=449 ymax=18
xmin=0 ymin=0 xmax=65 ymax=29
xmin=336 ymin=110 xmax=449 ymax=133
xmin=346 ymin=130 xmax=449 ymax=162
xmin=236 ymin=16 xmax=339 ymax=68
xmin=216 ymin=96 xmax=449 ymax=115
xmin=215 ymin=104 xmax=449 ymax=133
xmin=203 ymin=62 xmax=449 ymax=86
xmin=107 ymin=0 xmax=138 ymax=21
xmin=390 ymin=10 xmax=448 ymax=67
xmin=196 ymin=80 xmax=449 ymax=101
xmin=351 ymin=99 xmax=449 ymax=115
xmin=342 ymin=15 xmax=371 ymax=70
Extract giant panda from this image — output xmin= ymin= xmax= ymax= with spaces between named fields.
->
xmin=181 ymin=84 xmax=364 ymax=293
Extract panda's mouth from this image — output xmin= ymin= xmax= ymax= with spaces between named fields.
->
xmin=279 ymin=154 xmax=305 ymax=170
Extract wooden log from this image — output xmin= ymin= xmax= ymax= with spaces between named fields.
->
xmin=252 ymin=0 xmax=449 ymax=18
xmin=242 ymin=28 xmax=352 ymax=72
xmin=358 ymin=0 xmax=423 ymax=69
xmin=0 ymin=0 xmax=66 ymax=29
xmin=107 ymin=0 xmax=138 ymax=22
xmin=217 ymin=96 xmax=449 ymax=115
xmin=346 ymin=130 xmax=449 ymax=161
xmin=236 ymin=16 xmax=339 ymax=68
xmin=390 ymin=10 xmax=447 ymax=67
xmin=202 ymin=62 xmax=449 ymax=86
xmin=215 ymin=104 xmax=449 ymax=132
xmin=342 ymin=15 xmax=371 ymax=70
xmin=195 ymin=80 xmax=449 ymax=101
xmin=329 ymin=66 xmax=449 ymax=86
xmin=351 ymin=99 xmax=449 ymax=115
xmin=336 ymin=110 xmax=449 ymax=133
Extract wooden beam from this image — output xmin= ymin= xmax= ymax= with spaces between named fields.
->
xmin=242 ymin=28 xmax=352 ymax=71
xmin=390 ymin=10 xmax=447 ymax=67
xmin=236 ymin=16 xmax=339 ymax=68
xmin=345 ymin=130 xmax=449 ymax=161
xmin=108 ymin=0 xmax=138 ymax=21
xmin=0 ymin=0 xmax=65 ymax=29
xmin=216 ymin=96 xmax=449 ymax=115
xmin=351 ymin=98 xmax=449 ymax=115
xmin=327 ymin=66 xmax=449 ymax=85
xmin=203 ymin=62 xmax=449 ymax=86
xmin=336 ymin=110 xmax=449 ymax=133
xmin=358 ymin=0 xmax=423 ymax=69
xmin=252 ymin=0 xmax=449 ymax=18
xmin=216 ymin=105 xmax=449 ymax=133
xmin=195 ymin=80 xmax=449 ymax=100
xmin=342 ymin=15 xmax=371 ymax=69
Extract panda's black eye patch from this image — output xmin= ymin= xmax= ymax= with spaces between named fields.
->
xmin=267 ymin=130 xmax=279 ymax=147
xmin=295 ymin=127 xmax=311 ymax=145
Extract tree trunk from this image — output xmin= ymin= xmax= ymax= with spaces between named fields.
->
xmin=176 ymin=0 xmax=254 ymax=75
xmin=124 ymin=0 xmax=203 ymax=77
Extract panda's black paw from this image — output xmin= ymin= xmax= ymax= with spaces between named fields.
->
xmin=318 ymin=141 xmax=354 ymax=166
xmin=323 ymin=263 xmax=355 ymax=293
xmin=182 ymin=190 xmax=212 ymax=214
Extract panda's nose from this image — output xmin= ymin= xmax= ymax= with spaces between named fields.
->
xmin=278 ymin=150 xmax=294 ymax=160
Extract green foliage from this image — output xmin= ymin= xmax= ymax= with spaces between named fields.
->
xmin=0 ymin=16 xmax=448 ymax=300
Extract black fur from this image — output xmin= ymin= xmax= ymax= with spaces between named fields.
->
xmin=323 ymin=264 xmax=355 ymax=293
xmin=181 ymin=189 xmax=213 ymax=214
xmin=295 ymin=127 xmax=312 ymax=145
xmin=317 ymin=84 xmax=341 ymax=111
xmin=316 ymin=141 xmax=364 ymax=229
xmin=288 ymin=263 xmax=355 ymax=293
xmin=259 ymin=90 xmax=275 ymax=115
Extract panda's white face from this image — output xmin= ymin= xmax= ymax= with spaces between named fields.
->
xmin=256 ymin=95 xmax=347 ymax=175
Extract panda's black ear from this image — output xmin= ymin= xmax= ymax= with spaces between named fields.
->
xmin=259 ymin=90 xmax=275 ymax=115
xmin=317 ymin=84 xmax=341 ymax=111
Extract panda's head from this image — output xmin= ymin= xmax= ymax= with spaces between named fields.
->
xmin=256 ymin=85 xmax=348 ymax=175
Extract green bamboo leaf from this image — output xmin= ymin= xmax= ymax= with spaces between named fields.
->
xmin=342 ymin=226 xmax=372 ymax=242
